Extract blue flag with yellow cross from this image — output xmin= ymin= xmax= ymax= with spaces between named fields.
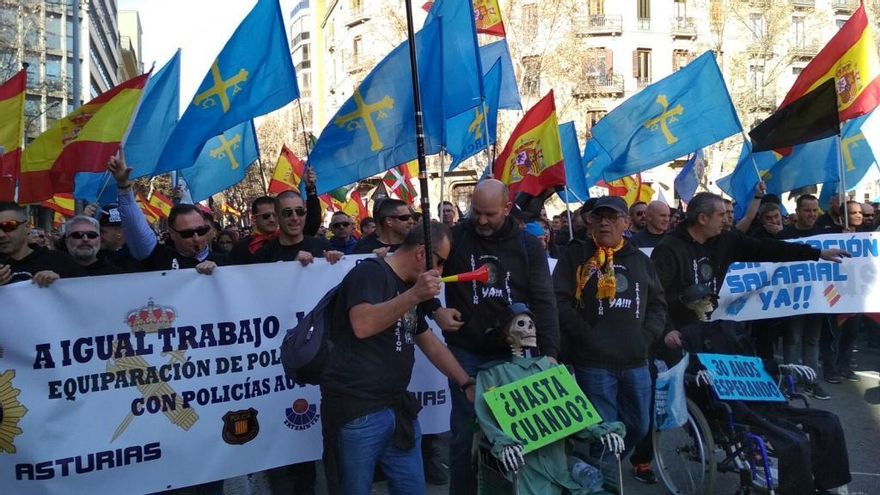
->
xmin=590 ymin=51 xmax=741 ymax=184
xmin=445 ymin=60 xmax=502 ymax=170
xmin=156 ymin=0 xmax=297 ymax=174
xmin=180 ymin=121 xmax=259 ymax=203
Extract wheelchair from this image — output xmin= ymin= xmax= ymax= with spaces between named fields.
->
xmin=652 ymin=371 xmax=810 ymax=495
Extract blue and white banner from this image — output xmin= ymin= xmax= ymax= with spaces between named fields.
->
xmin=696 ymin=354 xmax=785 ymax=402
xmin=712 ymin=233 xmax=880 ymax=321
xmin=0 ymin=257 xmax=450 ymax=494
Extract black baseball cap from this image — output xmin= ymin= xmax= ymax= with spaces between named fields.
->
xmin=591 ymin=196 xmax=628 ymax=216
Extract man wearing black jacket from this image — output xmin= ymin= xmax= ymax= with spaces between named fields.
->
xmin=440 ymin=179 xmax=559 ymax=495
xmin=554 ymin=196 xmax=667 ymax=458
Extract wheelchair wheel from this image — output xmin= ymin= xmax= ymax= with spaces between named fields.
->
xmin=653 ymin=398 xmax=717 ymax=495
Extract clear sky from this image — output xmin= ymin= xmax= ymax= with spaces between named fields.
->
xmin=118 ymin=0 xmax=295 ymax=114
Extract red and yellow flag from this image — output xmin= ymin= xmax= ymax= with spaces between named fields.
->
xmin=41 ymin=193 xmax=76 ymax=217
xmin=383 ymin=161 xmax=418 ymax=205
xmin=221 ymin=202 xmax=241 ymax=217
xmin=19 ymin=72 xmax=150 ymax=204
xmin=604 ymin=174 xmax=654 ymax=207
xmin=136 ymin=191 xmax=161 ymax=224
xmin=0 ymin=70 xmax=25 ymax=181
xmin=269 ymin=144 xmax=305 ymax=194
xmin=493 ymin=91 xmax=565 ymax=197
xmin=779 ymin=2 xmax=880 ymax=122
xmin=148 ymin=191 xmax=173 ymax=219
xmin=474 ymin=0 xmax=505 ymax=36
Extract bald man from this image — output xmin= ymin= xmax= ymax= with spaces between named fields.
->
xmin=630 ymin=201 xmax=670 ymax=248
xmin=439 ymin=179 xmax=560 ymax=494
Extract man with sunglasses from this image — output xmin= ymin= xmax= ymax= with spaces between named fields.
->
xmin=354 ymin=198 xmax=414 ymax=256
xmin=0 ymin=202 xmax=84 ymax=287
xmin=254 ymin=191 xmax=343 ymax=266
xmin=109 ymin=155 xmax=225 ymax=274
xmin=229 ymin=196 xmax=278 ymax=265
xmin=63 ymin=215 xmax=122 ymax=277
xmin=328 ymin=211 xmax=358 ymax=255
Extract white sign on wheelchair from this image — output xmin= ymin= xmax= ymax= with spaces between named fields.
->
xmin=696 ymin=354 xmax=785 ymax=402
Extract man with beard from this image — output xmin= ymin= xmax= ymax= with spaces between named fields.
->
xmin=0 ymin=201 xmax=84 ymax=286
xmin=628 ymin=201 xmax=647 ymax=235
xmin=63 ymin=216 xmax=122 ymax=277
xmin=438 ymin=179 xmax=559 ymax=495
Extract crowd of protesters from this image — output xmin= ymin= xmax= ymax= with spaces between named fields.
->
xmin=1 ymin=153 xmax=877 ymax=495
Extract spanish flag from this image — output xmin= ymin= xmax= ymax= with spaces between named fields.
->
xmin=778 ymin=2 xmax=880 ymax=123
xmin=148 ymin=191 xmax=173 ymax=219
xmin=221 ymin=202 xmax=241 ymax=217
xmin=136 ymin=191 xmax=161 ymax=224
xmin=269 ymin=145 xmax=305 ymax=194
xmin=493 ymin=91 xmax=566 ymax=197
xmin=19 ymin=72 xmax=150 ymax=204
xmin=0 ymin=70 xmax=25 ymax=181
xmin=41 ymin=193 xmax=76 ymax=217
xmin=474 ymin=0 xmax=505 ymax=36
xmin=604 ymin=174 xmax=654 ymax=207
xmin=340 ymin=189 xmax=370 ymax=238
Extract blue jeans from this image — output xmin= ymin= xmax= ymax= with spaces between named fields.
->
xmin=574 ymin=365 xmax=652 ymax=458
xmin=337 ymin=407 xmax=424 ymax=495
xmin=448 ymin=347 xmax=507 ymax=495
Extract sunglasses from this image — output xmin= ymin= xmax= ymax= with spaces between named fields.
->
xmin=280 ymin=207 xmax=307 ymax=218
xmin=257 ymin=212 xmax=275 ymax=220
xmin=331 ymin=221 xmax=351 ymax=229
xmin=433 ymin=251 xmax=446 ymax=268
xmin=172 ymin=225 xmax=211 ymax=239
xmin=0 ymin=220 xmax=25 ymax=233
xmin=388 ymin=214 xmax=413 ymax=222
xmin=68 ymin=231 xmax=100 ymax=240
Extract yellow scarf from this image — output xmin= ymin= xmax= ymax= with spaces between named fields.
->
xmin=575 ymin=236 xmax=625 ymax=304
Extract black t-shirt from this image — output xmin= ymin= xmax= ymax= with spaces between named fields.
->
xmin=140 ymin=243 xmax=228 ymax=272
xmin=253 ymin=236 xmax=330 ymax=263
xmin=353 ymin=233 xmax=400 ymax=254
xmin=2 ymin=247 xmax=85 ymax=284
xmin=100 ymin=245 xmax=144 ymax=273
xmin=321 ymin=259 xmax=427 ymax=409
xmin=629 ymin=229 xmax=666 ymax=248
xmin=779 ymin=224 xmax=828 ymax=239
xmin=71 ymin=256 xmax=123 ymax=278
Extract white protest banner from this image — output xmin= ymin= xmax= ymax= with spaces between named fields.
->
xmin=0 ymin=257 xmax=450 ymax=494
xmin=713 ymin=232 xmax=880 ymax=321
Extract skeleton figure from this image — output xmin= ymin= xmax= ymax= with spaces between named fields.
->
xmin=474 ymin=303 xmax=626 ymax=494
xmin=682 ymin=284 xmax=716 ymax=321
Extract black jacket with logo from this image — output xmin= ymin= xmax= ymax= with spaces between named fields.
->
xmin=651 ymin=225 xmax=820 ymax=332
xmin=442 ymin=217 xmax=560 ymax=358
xmin=554 ymin=240 xmax=667 ymax=369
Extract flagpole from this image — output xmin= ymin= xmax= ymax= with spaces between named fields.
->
xmin=403 ymin=0 xmax=433 ymax=270
xmin=564 ymin=187 xmax=574 ymax=240
xmin=836 ymin=133 xmax=849 ymax=230
xmin=296 ymin=99 xmax=311 ymax=160
xmin=739 ymin=130 xmax=764 ymax=182
xmin=439 ymin=150 xmax=446 ymax=219
xmin=257 ymin=157 xmax=269 ymax=194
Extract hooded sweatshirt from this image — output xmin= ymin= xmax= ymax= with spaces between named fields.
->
xmin=553 ymin=240 xmax=667 ymax=369
xmin=652 ymin=224 xmax=820 ymax=332
xmin=442 ymin=217 xmax=560 ymax=358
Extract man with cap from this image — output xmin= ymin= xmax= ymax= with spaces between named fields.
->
xmin=88 ymin=203 xmax=143 ymax=273
xmin=553 ymin=196 xmax=667 ymax=462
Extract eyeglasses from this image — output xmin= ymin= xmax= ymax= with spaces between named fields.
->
xmin=590 ymin=211 xmax=626 ymax=223
xmin=389 ymin=214 xmax=413 ymax=222
xmin=257 ymin=212 xmax=275 ymax=220
xmin=331 ymin=221 xmax=351 ymax=229
xmin=280 ymin=207 xmax=307 ymax=218
xmin=0 ymin=220 xmax=25 ymax=233
xmin=68 ymin=231 xmax=100 ymax=240
xmin=171 ymin=225 xmax=211 ymax=239
xmin=433 ymin=251 xmax=446 ymax=268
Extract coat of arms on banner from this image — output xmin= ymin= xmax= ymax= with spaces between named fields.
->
xmin=0 ymin=370 xmax=28 ymax=454
xmin=222 ymin=408 xmax=260 ymax=445
xmin=110 ymin=299 xmax=199 ymax=441
xmin=284 ymin=398 xmax=319 ymax=431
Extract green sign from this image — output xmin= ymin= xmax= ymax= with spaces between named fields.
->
xmin=482 ymin=365 xmax=602 ymax=454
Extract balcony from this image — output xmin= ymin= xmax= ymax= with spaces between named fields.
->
xmin=791 ymin=0 xmax=815 ymax=9
xmin=575 ymin=15 xmax=623 ymax=37
xmin=573 ymin=74 xmax=624 ymax=98
xmin=346 ymin=57 xmax=366 ymax=74
xmin=636 ymin=77 xmax=652 ymax=89
xmin=670 ymin=17 xmax=697 ymax=39
xmin=831 ymin=0 xmax=858 ymax=14
xmin=345 ymin=8 xmax=369 ymax=28
xmin=637 ymin=17 xmax=651 ymax=31
xmin=789 ymin=42 xmax=819 ymax=59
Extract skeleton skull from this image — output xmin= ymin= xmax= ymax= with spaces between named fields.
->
xmin=506 ymin=313 xmax=537 ymax=348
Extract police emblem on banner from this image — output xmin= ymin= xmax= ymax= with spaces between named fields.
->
xmin=222 ymin=408 xmax=260 ymax=445
xmin=0 ymin=370 xmax=28 ymax=454
xmin=284 ymin=398 xmax=319 ymax=431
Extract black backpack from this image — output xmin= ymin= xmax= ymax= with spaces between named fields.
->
xmin=280 ymin=258 xmax=390 ymax=385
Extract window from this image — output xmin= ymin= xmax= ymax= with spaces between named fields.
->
xmin=637 ymin=0 xmax=650 ymax=26
xmin=749 ymin=13 xmax=766 ymax=41
xmin=792 ymin=16 xmax=805 ymax=47
xmin=352 ymin=35 xmax=362 ymax=65
xmin=521 ymin=56 xmax=541 ymax=96
xmin=792 ymin=66 xmax=804 ymax=76
xmin=25 ymin=55 xmax=39 ymax=88
xmin=586 ymin=110 xmax=606 ymax=131
xmin=46 ymin=16 xmax=62 ymax=51
xmin=633 ymin=48 xmax=651 ymax=86
xmin=45 ymin=57 xmax=62 ymax=89
xmin=673 ymin=0 xmax=686 ymax=18
xmin=585 ymin=48 xmax=612 ymax=83
xmin=588 ymin=0 xmax=604 ymax=16
xmin=672 ymin=49 xmax=693 ymax=72
xmin=749 ymin=63 xmax=765 ymax=97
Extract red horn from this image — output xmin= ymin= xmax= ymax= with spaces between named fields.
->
xmin=441 ymin=264 xmax=490 ymax=284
